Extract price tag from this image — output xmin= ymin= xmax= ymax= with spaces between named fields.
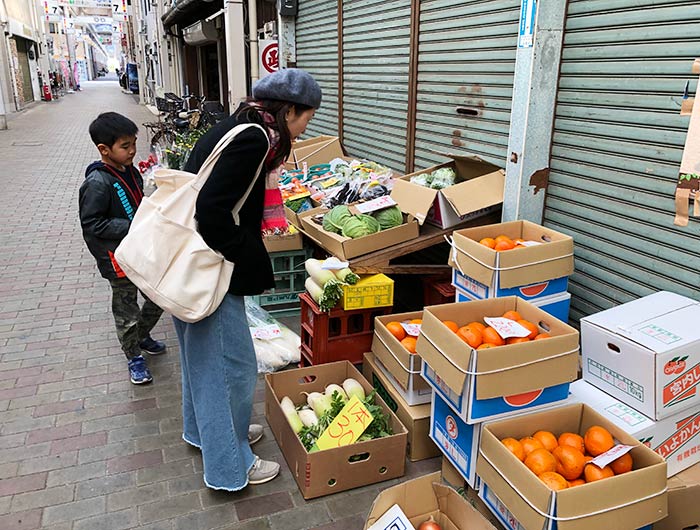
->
xmin=250 ymin=324 xmax=281 ymax=340
xmin=483 ymin=317 xmax=531 ymax=339
xmin=518 ymin=240 xmax=542 ymax=247
xmin=321 ymin=259 xmax=350 ymax=270
xmin=353 ymin=195 xmax=397 ymax=214
xmin=401 ymin=323 xmax=421 ymax=337
xmin=315 ymin=395 xmax=372 ymax=450
xmin=590 ymin=444 xmax=634 ymax=468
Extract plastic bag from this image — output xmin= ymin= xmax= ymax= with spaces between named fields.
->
xmin=245 ymin=298 xmax=301 ymax=373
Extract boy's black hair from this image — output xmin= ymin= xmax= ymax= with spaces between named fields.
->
xmin=89 ymin=112 xmax=138 ymax=147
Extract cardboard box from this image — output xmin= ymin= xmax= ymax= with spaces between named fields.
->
xmin=341 ymin=274 xmax=394 ymax=311
xmin=372 ymin=311 xmax=432 ymax=406
xmin=363 ymin=352 xmax=440 ymax=461
xmin=456 ymin=288 xmax=572 ymax=324
xmin=430 ymin=390 xmax=484 ymax=488
xmin=653 ymin=462 xmax=700 ymax=530
xmin=441 ymin=455 xmax=467 ymax=490
xmin=416 ymin=297 xmax=579 ymax=423
xmin=263 ymin=231 xmax=304 ymax=253
xmin=451 ymin=266 xmax=569 ymax=301
xmin=581 ymin=291 xmax=700 ymax=420
xmin=284 ymin=135 xmax=344 ymax=171
xmin=264 ymin=361 xmax=407 ymax=499
xmin=477 ymin=403 xmax=668 ymax=530
xmin=364 ymin=471 xmax=498 ymax=530
xmin=392 ymin=154 xmax=505 ymax=229
xmin=569 ymin=379 xmax=700 ymax=478
xmin=299 ymin=203 xmax=420 ymax=261
xmin=449 ymin=220 xmax=574 ymax=296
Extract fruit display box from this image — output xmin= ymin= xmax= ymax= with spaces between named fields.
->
xmin=569 ymin=379 xmax=700 ymax=478
xmin=371 ymin=311 xmax=432 ymax=406
xmin=581 ymin=290 xmax=700 ymax=420
xmin=456 ymin=287 xmax=572 ymax=323
xmin=476 ymin=403 xmax=667 ymax=530
xmin=417 ymin=296 xmax=579 ymax=423
xmin=448 ymin=220 xmax=574 ymax=298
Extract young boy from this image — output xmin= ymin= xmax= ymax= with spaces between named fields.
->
xmin=79 ymin=112 xmax=165 ymax=384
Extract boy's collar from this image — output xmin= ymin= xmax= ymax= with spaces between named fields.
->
xmin=100 ymin=158 xmax=127 ymax=172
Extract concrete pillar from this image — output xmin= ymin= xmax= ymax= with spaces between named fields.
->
xmin=224 ymin=0 xmax=247 ymax=109
xmin=502 ymin=0 xmax=567 ymax=223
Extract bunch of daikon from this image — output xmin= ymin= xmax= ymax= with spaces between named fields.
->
xmin=304 ymin=257 xmax=360 ymax=311
xmin=279 ymin=378 xmax=392 ymax=451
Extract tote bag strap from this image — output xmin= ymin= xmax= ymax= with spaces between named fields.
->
xmin=189 ymin=123 xmax=270 ymax=224
xmin=190 ymin=123 xmax=269 ymax=192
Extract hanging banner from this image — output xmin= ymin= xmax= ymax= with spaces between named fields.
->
xmin=259 ymin=39 xmax=279 ymax=78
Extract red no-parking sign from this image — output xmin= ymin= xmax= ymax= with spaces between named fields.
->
xmin=259 ymin=40 xmax=279 ymax=78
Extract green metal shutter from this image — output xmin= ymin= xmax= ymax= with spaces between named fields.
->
xmin=544 ymin=0 xmax=700 ymax=321
xmin=414 ymin=0 xmax=520 ymax=170
xmin=295 ymin=1 xmax=340 ymax=136
xmin=341 ymin=0 xmax=411 ymax=172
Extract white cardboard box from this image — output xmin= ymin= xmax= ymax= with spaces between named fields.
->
xmin=581 ymin=291 xmax=700 ymax=420
xmin=569 ymin=379 xmax=700 ymax=478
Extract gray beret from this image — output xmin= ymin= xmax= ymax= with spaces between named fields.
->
xmin=252 ymin=68 xmax=322 ymax=109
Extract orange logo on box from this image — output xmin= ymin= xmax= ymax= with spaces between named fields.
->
xmin=663 ymin=362 xmax=700 ymax=406
xmin=518 ymin=282 xmax=549 ymax=298
xmin=657 ymin=412 xmax=700 ymax=459
xmin=446 ymin=415 xmax=458 ymax=440
xmin=503 ymin=389 xmax=543 ymax=407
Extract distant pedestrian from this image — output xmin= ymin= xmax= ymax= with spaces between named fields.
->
xmin=78 ymin=112 xmax=166 ymax=384
xmin=175 ymin=68 xmax=322 ymax=491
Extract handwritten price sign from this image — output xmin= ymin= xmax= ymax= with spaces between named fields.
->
xmin=316 ymin=395 xmax=372 ymax=450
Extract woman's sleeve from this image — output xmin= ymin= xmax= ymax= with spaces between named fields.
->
xmin=194 ymin=127 xmax=269 ymax=263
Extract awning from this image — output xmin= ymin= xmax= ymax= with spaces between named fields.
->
xmin=161 ymin=0 xmax=221 ymax=30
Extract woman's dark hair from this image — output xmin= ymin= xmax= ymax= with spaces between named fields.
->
xmin=89 ymin=112 xmax=138 ymax=147
xmin=234 ymin=100 xmax=313 ymax=169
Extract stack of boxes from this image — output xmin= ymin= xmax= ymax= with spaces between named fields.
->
xmin=448 ymin=220 xmax=574 ymax=322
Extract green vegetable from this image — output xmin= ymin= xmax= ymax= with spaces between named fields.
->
xmin=322 ymin=205 xmax=352 ymax=233
xmin=323 ymin=257 xmax=360 ymax=285
xmin=430 ymin=167 xmax=456 ymax=189
xmin=341 ymin=214 xmax=380 ymax=238
xmin=373 ymin=206 xmax=403 ymax=230
xmin=342 ymin=378 xmax=366 ymax=401
xmin=280 ymin=397 xmax=304 ymax=434
xmin=304 ymin=259 xmax=344 ymax=311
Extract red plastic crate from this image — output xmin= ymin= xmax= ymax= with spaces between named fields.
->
xmin=299 ymin=292 xmax=393 ymax=366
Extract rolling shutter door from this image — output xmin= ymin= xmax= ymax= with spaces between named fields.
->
xmin=414 ymin=0 xmax=520 ymax=170
xmin=341 ymin=0 xmax=411 ymax=171
xmin=544 ymin=0 xmax=700 ymax=321
xmin=295 ymin=1 xmax=340 ymax=136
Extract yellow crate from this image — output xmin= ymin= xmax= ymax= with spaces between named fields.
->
xmin=341 ymin=274 xmax=394 ymax=310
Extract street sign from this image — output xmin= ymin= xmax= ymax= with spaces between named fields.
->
xmin=74 ymin=16 xmax=113 ymax=25
xmin=518 ymin=0 xmax=537 ymax=48
xmin=58 ymin=0 xmax=111 ymax=7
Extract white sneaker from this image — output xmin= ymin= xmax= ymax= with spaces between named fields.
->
xmin=248 ymin=456 xmax=280 ymax=485
xmin=248 ymin=424 xmax=264 ymax=445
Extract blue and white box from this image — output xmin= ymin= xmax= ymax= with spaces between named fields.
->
xmin=456 ymin=287 xmax=572 ymax=323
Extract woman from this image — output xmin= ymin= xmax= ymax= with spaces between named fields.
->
xmin=175 ymin=69 xmax=321 ymax=491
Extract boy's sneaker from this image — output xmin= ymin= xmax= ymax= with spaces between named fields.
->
xmin=248 ymin=424 xmax=264 ymax=445
xmin=248 ymin=456 xmax=280 ymax=485
xmin=128 ymin=355 xmax=153 ymax=384
xmin=140 ymin=336 xmax=166 ymax=355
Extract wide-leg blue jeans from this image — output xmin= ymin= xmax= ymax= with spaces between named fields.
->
xmin=172 ymin=294 xmax=257 ymax=491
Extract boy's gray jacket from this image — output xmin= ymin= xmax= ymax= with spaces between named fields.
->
xmin=79 ymin=161 xmax=144 ymax=280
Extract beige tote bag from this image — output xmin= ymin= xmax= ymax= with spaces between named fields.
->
xmin=115 ymin=123 xmax=269 ymax=323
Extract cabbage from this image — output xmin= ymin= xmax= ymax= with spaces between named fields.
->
xmin=430 ymin=167 xmax=456 ymax=189
xmin=341 ymin=214 xmax=380 ymax=238
xmin=373 ymin=206 xmax=403 ymax=230
xmin=322 ymin=205 xmax=352 ymax=233
xmin=409 ymin=173 xmax=431 ymax=187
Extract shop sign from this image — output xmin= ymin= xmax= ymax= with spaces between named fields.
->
xmin=259 ymin=39 xmax=278 ymax=78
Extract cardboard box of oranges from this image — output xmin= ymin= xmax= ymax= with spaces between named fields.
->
xmin=449 ymin=220 xmax=574 ymax=299
xmin=417 ymin=296 xmax=579 ymax=423
xmin=477 ymin=403 xmax=668 ymax=530
xmin=371 ymin=311 xmax=432 ymax=406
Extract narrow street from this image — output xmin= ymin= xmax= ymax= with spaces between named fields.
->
xmin=0 ymin=80 xmax=438 ymax=530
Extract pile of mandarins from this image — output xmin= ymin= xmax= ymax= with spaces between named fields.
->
xmin=449 ymin=310 xmax=550 ymax=349
xmin=501 ymin=425 xmax=633 ymax=490
xmin=479 ymin=235 xmax=529 ymax=252
xmin=385 ymin=319 xmax=423 ymax=354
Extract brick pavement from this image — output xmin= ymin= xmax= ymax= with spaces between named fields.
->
xmin=0 ymin=81 xmax=440 ymax=530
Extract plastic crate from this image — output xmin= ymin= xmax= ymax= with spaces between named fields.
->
xmin=250 ymin=248 xmax=309 ymax=317
xmin=299 ymin=292 xmax=393 ymax=366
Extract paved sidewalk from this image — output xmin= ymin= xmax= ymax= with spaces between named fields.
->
xmin=0 ymin=82 xmax=439 ymax=530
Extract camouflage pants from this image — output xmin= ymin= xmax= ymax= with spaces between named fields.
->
xmin=109 ymin=278 xmax=164 ymax=360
